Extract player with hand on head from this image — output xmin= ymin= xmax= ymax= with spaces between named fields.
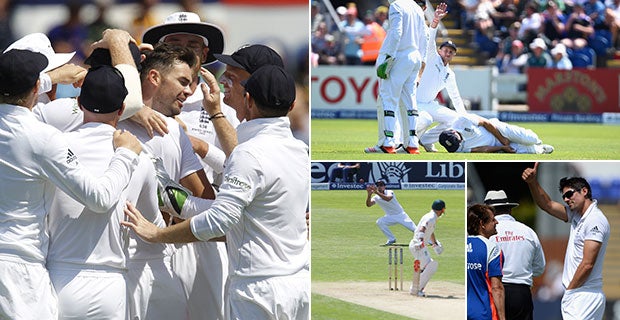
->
xmin=366 ymin=180 xmax=417 ymax=245
xmin=522 ymin=163 xmax=609 ymax=320
xmin=409 ymin=200 xmax=446 ymax=297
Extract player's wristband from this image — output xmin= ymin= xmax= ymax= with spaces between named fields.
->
xmin=208 ymin=112 xmax=224 ymax=120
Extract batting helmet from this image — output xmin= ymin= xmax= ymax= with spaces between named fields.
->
xmin=439 ymin=130 xmax=461 ymax=153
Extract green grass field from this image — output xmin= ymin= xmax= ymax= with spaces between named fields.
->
xmin=311 ymin=189 xmax=465 ymax=319
xmin=311 ymin=119 xmax=620 ymax=160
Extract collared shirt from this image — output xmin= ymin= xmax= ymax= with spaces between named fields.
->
xmin=492 ymin=214 xmax=546 ymax=286
xmin=191 ymin=117 xmax=309 ymax=277
xmin=563 ymin=200 xmax=609 ymax=290
xmin=371 ymin=190 xmax=406 ymax=216
xmin=0 ymin=104 xmax=137 ymax=264
xmin=468 ymin=235 xmax=503 ymax=320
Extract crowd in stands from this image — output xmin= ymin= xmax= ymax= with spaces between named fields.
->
xmin=312 ymin=0 xmax=620 ymax=70
xmin=311 ymin=1 xmax=388 ymax=66
xmin=459 ymin=0 xmax=620 ymax=69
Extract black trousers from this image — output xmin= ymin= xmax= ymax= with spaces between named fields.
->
xmin=503 ymin=283 xmax=533 ymax=320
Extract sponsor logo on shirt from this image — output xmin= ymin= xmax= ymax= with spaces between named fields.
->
xmin=467 ymin=262 xmax=482 ymax=270
xmin=494 ymin=231 xmax=525 ymax=242
xmin=66 ymin=149 xmax=78 ymax=165
xmin=224 ymin=175 xmax=251 ymax=191
xmin=467 ymin=242 xmax=472 ymax=253
xmin=590 ymin=225 xmax=603 ymax=236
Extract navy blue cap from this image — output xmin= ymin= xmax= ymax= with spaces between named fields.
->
xmin=432 ymin=199 xmax=446 ymax=211
xmin=79 ymin=65 xmax=128 ymax=114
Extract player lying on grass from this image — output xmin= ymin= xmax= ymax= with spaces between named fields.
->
xmin=438 ymin=113 xmax=554 ymax=154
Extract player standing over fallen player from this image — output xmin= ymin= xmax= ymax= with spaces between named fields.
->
xmin=409 ymin=199 xmax=446 ymax=296
xmin=366 ymin=180 xmax=417 ymax=245
xmin=364 ymin=0 xmax=428 ymax=154
xmin=522 ymin=163 xmax=609 ymax=320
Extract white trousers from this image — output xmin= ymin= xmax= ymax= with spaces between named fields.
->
xmin=127 ymin=257 xmax=188 ymax=320
xmin=0 ymin=257 xmax=57 ymax=319
xmin=561 ymin=287 xmax=605 ymax=320
xmin=49 ymin=267 xmax=127 ymax=320
xmin=227 ymin=269 xmax=310 ymax=320
xmin=377 ymin=50 xmax=422 ymax=147
xmin=172 ymin=241 xmax=228 ymax=320
xmin=376 ymin=213 xmax=417 ymax=242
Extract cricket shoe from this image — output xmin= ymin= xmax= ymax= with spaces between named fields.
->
xmin=417 ymin=290 xmax=426 ymax=297
xmin=542 ymin=144 xmax=554 ymax=154
xmin=385 ymin=239 xmax=397 ymax=245
xmin=364 ymin=145 xmax=396 ymax=154
xmin=396 ymin=145 xmax=420 ymax=154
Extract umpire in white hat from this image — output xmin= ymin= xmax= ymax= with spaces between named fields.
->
xmin=484 ymin=190 xmax=546 ymax=320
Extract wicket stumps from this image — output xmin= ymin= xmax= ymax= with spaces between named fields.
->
xmin=387 ymin=245 xmax=405 ymax=290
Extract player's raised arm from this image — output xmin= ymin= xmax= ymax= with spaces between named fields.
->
xmin=522 ymin=162 xmax=568 ymax=222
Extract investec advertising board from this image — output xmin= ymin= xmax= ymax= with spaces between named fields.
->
xmin=311 ymin=162 xmax=465 ymax=190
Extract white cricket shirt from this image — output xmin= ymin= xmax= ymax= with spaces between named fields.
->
xmin=372 ymin=190 xmax=406 ymax=216
xmin=417 ymin=27 xmax=466 ymax=114
xmin=563 ymin=200 xmax=609 ymax=290
xmin=380 ymin=0 xmax=428 ymax=58
xmin=190 ymin=117 xmax=309 ymax=277
xmin=118 ymin=110 xmax=203 ymax=183
xmin=0 ymin=104 xmax=138 ymax=264
xmin=47 ymin=123 xmax=151 ymax=269
xmin=414 ymin=210 xmax=438 ymax=242
xmin=492 ymin=214 xmax=546 ymax=286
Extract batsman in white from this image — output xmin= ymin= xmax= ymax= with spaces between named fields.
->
xmin=364 ymin=0 xmax=428 ymax=154
xmin=0 ymin=49 xmax=141 ymax=319
xmin=409 ymin=199 xmax=446 ymax=297
xmin=366 ymin=180 xmax=417 ymax=245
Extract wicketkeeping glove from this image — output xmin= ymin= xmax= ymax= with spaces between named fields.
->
xmin=376 ymin=55 xmax=395 ymax=79
xmin=433 ymin=241 xmax=444 ymax=255
xmin=152 ymin=156 xmax=193 ymax=218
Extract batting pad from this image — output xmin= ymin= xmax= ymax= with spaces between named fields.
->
xmin=420 ymin=259 xmax=438 ymax=291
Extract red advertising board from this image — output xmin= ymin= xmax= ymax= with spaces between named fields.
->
xmin=527 ymin=68 xmax=620 ymax=113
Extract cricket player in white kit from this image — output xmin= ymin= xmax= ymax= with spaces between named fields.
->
xmin=523 ymin=163 xmax=610 ymax=320
xmin=46 ymin=66 xmax=147 ymax=319
xmin=416 ymin=3 xmax=468 ymax=152
xmin=142 ymin=14 xmax=233 ymax=319
xmin=365 ymin=0 xmax=428 ymax=154
xmin=409 ymin=200 xmax=445 ymax=296
xmin=0 ymin=49 xmax=141 ymax=319
xmin=366 ymin=180 xmax=417 ymax=245
xmin=439 ymin=113 xmax=554 ymax=154
xmin=122 ymin=65 xmax=310 ymax=320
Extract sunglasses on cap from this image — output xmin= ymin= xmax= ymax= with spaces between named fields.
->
xmin=562 ymin=189 xmax=577 ymax=200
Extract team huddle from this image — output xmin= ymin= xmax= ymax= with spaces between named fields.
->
xmin=365 ymin=1 xmax=554 ymax=154
xmin=0 ymin=11 xmax=309 ymax=320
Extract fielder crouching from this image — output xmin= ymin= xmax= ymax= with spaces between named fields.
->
xmin=408 ymin=199 xmax=446 ymax=296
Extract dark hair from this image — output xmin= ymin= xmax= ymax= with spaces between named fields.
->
xmin=559 ymin=177 xmax=592 ymax=200
xmin=467 ymin=204 xmax=495 ymax=235
xmin=140 ymin=42 xmax=198 ymax=82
